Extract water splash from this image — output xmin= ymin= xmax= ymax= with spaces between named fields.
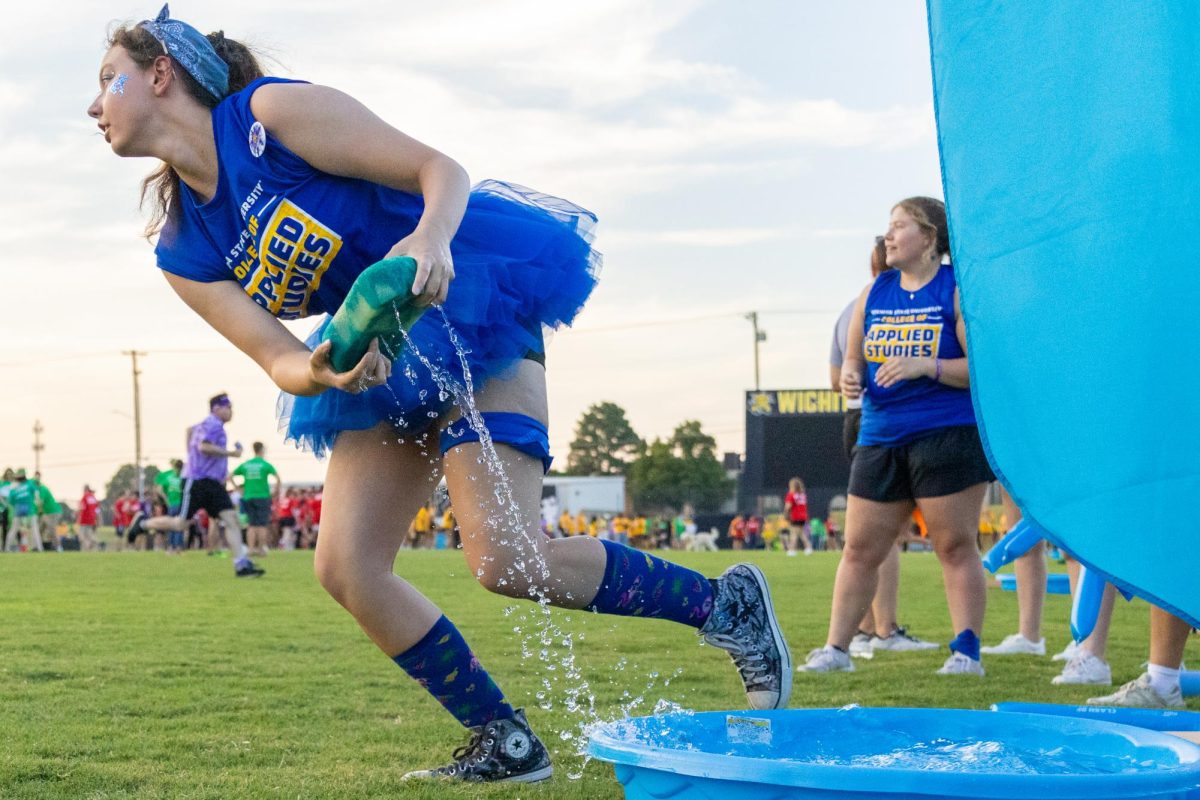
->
xmin=385 ymin=302 xmax=692 ymax=777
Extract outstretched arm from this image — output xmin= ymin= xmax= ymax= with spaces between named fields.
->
xmin=163 ymin=274 xmax=391 ymax=397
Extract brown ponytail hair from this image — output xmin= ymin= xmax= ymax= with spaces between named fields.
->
xmin=105 ymin=23 xmax=266 ymax=239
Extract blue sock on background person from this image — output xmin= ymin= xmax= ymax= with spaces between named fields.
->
xmin=949 ymin=629 xmax=981 ymax=660
xmin=393 ymin=615 xmax=514 ymax=729
xmin=584 ymin=539 xmax=714 ymax=627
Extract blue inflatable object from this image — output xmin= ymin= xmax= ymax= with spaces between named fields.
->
xmin=996 ymin=573 xmax=1070 ymax=595
xmin=1184 ymin=672 xmax=1200 ymax=699
xmin=927 ymin=2 xmax=1200 ymax=628
xmin=1071 ymin=565 xmax=1107 ymax=643
xmin=587 ymin=708 xmax=1200 ymax=799
xmin=993 ymin=702 xmax=1200 ymax=733
xmin=981 ymin=519 xmax=1042 ymax=573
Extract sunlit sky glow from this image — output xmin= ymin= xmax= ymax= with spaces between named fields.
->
xmin=1 ymin=1 xmax=942 ymax=497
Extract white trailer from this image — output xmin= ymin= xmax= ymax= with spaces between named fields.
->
xmin=541 ymin=475 xmax=625 ymax=516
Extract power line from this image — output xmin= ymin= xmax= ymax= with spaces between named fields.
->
xmin=566 ymin=307 xmax=835 ymax=335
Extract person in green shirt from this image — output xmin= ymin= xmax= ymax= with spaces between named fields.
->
xmin=32 ymin=473 xmax=64 ymax=551
xmin=154 ymin=459 xmax=186 ymax=553
xmin=231 ymin=443 xmax=281 ymax=556
xmin=5 ymin=470 xmax=44 ymax=552
xmin=154 ymin=459 xmax=185 ymax=513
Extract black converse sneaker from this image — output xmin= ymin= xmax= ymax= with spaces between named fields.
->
xmin=402 ymin=708 xmax=552 ymax=783
xmin=699 ymin=563 xmax=792 ymax=710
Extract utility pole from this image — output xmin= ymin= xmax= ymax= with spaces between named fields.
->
xmin=32 ymin=420 xmax=44 ymax=475
xmin=122 ymin=351 xmax=147 ymax=500
xmin=744 ymin=312 xmax=766 ymax=390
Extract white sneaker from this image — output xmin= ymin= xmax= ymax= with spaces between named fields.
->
xmin=798 ymin=645 xmax=854 ymax=673
xmin=936 ymin=652 xmax=985 ymax=676
xmin=980 ymin=633 xmax=1046 ymax=656
xmin=1052 ymin=640 xmax=1081 ymax=662
xmin=1051 ymin=651 xmax=1112 ymax=685
xmin=1087 ymin=673 xmax=1184 ymax=709
xmin=848 ymin=632 xmax=875 ymax=660
xmin=803 ymin=546 xmax=813 ymax=555
xmin=786 ymin=550 xmax=798 ymax=557
xmin=872 ymin=627 xmax=939 ymax=653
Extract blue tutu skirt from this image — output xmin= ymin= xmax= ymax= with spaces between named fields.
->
xmin=276 ymin=180 xmax=600 ymax=456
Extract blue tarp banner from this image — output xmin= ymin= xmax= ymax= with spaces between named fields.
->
xmin=925 ymin=2 xmax=1200 ymax=626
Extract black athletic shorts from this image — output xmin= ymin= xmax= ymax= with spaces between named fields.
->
xmin=843 ymin=407 xmax=862 ymax=462
xmin=244 ymin=498 xmax=272 ymax=526
xmin=180 ymin=477 xmax=235 ymax=518
xmin=849 ymin=425 xmax=994 ymax=502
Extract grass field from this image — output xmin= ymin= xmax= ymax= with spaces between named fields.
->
xmin=1 ymin=548 xmax=1195 ymax=799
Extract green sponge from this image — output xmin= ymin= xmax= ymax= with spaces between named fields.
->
xmin=321 ymin=256 xmax=427 ymax=373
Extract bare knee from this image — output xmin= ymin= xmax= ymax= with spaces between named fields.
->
xmin=934 ymin=533 xmax=978 ymax=565
xmin=314 ymin=544 xmax=365 ymax=609
xmin=842 ymin=537 xmax=890 ymax=569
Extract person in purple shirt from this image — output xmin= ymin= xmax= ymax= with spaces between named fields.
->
xmin=135 ymin=393 xmax=263 ymax=577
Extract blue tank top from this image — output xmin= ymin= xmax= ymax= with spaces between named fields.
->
xmin=155 ymin=76 xmax=430 ymax=319
xmin=858 ymin=264 xmax=977 ymax=446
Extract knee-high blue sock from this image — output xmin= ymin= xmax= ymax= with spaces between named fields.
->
xmin=392 ymin=615 xmax=514 ymax=729
xmin=584 ymin=539 xmax=714 ymax=628
xmin=949 ymin=629 xmax=981 ymax=660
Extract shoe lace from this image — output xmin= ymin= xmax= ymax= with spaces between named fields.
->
xmin=440 ymin=728 xmax=490 ymax=774
xmin=706 ymin=630 xmax=771 ymax=686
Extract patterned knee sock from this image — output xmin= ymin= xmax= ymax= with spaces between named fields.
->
xmin=584 ymin=539 xmax=714 ymax=628
xmin=949 ymin=629 xmax=981 ymax=660
xmin=392 ymin=615 xmax=514 ymax=729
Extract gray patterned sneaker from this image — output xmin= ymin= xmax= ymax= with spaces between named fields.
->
xmin=1087 ymin=673 xmax=1185 ymax=709
xmin=699 ymin=563 xmax=792 ymax=710
xmin=401 ymin=708 xmax=552 ymax=783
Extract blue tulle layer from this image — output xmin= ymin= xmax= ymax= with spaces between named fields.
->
xmin=276 ymin=180 xmax=600 ymax=457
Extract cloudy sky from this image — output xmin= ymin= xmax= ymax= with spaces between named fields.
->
xmin=0 ymin=1 xmax=943 ymax=497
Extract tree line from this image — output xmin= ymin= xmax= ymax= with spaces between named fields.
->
xmin=562 ymin=402 xmax=733 ymax=513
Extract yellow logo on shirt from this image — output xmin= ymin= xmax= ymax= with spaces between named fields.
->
xmin=245 ymin=199 xmax=343 ymax=318
xmin=864 ymin=323 xmax=941 ymax=363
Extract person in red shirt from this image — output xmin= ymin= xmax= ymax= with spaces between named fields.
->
xmin=276 ymin=488 xmax=299 ymax=550
xmin=784 ymin=477 xmax=814 ymax=555
xmin=744 ymin=514 xmax=763 ymax=549
xmin=297 ymin=488 xmax=315 ymax=549
xmin=112 ymin=490 xmax=140 ymax=551
xmin=77 ymin=485 xmax=100 ymax=551
xmin=307 ymin=486 xmax=323 ymax=545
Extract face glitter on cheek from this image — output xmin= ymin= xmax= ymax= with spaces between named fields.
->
xmin=109 ymin=74 xmax=128 ymax=96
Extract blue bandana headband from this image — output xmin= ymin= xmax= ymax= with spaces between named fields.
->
xmin=138 ymin=4 xmax=229 ymax=101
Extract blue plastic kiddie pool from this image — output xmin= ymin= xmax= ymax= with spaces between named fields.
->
xmin=992 ymin=702 xmax=1200 ymax=732
xmin=587 ymin=707 xmax=1200 ymax=799
xmin=997 ymin=572 xmax=1071 ymax=594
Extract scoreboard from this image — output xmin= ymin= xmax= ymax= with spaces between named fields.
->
xmin=742 ymin=389 xmax=851 ymax=518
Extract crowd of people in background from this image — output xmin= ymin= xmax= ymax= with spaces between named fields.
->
xmin=0 ymin=469 xmax=66 ymax=553
xmin=0 ymin=459 xmax=325 ymax=558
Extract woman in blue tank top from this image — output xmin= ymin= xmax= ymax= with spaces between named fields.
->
xmin=87 ymin=6 xmax=791 ymax=783
xmin=800 ymin=197 xmax=994 ymax=677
